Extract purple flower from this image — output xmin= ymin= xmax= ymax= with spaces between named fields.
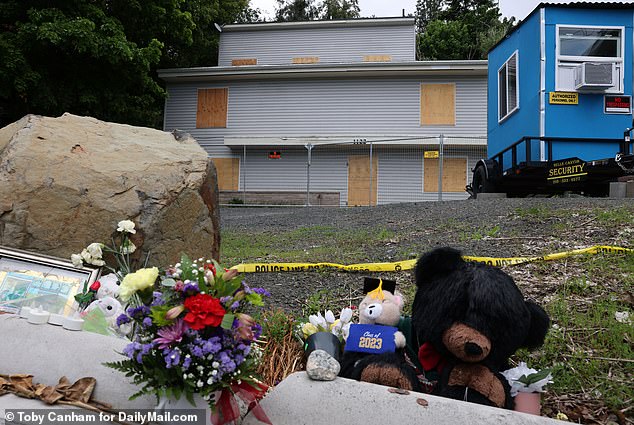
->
xmin=127 ymin=305 xmax=150 ymax=319
xmin=252 ymin=288 xmax=271 ymax=297
xmin=182 ymin=356 xmax=192 ymax=370
xmin=164 ymin=349 xmax=181 ymax=368
xmin=123 ymin=342 xmax=141 ymax=359
xmin=154 ymin=319 xmax=187 ymax=350
xmin=142 ymin=317 xmax=153 ymax=328
xmin=230 ymin=301 xmax=240 ymax=310
xmin=182 ymin=282 xmax=199 ymax=295
xmin=151 ymin=291 xmax=165 ymax=306
xmin=116 ymin=314 xmax=131 ymax=327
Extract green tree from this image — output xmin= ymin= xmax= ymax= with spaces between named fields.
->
xmin=415 ymin=0 xmax=443 ymax=34
xmin=0 ymin=0 xmax=255 ymax=128
xmin=416 ymin=0 xmax=514 ymax=60
xmin=275 ymin=0 xmax=319 ymax=21
xmin=320 ymin=0 xmax=360 ymax=20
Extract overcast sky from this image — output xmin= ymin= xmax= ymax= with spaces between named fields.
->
xmin=250 ymin=0 xmax=634 ymax=22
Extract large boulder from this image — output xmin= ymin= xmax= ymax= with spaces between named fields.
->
xmin=0 ymin=113 xmax=219 ymax=265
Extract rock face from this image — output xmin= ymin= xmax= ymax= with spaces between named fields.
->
xmin=0 ymin=114 xmax=219 ymax=265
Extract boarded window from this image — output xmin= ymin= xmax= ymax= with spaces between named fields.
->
xmin=348 ymin=155 xmax=378 ymax=206
xmin=231 ymin=58 xmax=257 ymax=66
xmin=424 ymin=157 xmax=467 ymax=192
xmin=196 ymin=88 xmax=228 ymax=128
xmin=212 ymin=158 xmax=239 ymax=191
xmin=420 ymin=83 xmax=455 ymax=126
xmin=292 ymin=57 xmax=320 ymax=64
xmin=363 ymin=55 xmax=392 ymax=62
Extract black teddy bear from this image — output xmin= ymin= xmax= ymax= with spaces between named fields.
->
xmin=412 ymin=247 xmax=550 ymax=409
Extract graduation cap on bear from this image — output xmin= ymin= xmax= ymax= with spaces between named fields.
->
xmin=363 ymin=277 xmax=396 ymax=301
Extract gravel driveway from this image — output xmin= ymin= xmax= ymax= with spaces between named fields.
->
xmin=220 ymin=198 xmax=633 ymax=312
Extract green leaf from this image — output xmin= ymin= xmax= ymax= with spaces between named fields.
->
xmin=221 ymin=313 xmax=235 ymax=330
xmin=150 ymin=305 xmax=173 ymax=326
xmin=245 ymin=292 xmax=264 ymax=307
xmin=215 ymin=278 xmax=241 ymax=298
xmin=161 ymin=278 xmax=176 ymax=287
xmin=517 ymin=368 xmax=552 ymax=386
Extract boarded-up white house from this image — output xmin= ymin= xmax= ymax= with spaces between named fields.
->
xmin=159 ymin=17 xmax=487 ymax=206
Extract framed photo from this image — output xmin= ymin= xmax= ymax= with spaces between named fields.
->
xmin=0 ymin=246 xmax=100 ymax=315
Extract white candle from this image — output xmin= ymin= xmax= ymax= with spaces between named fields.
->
xmin=48 ymin=313 xmax=65 ymax=326
xmin=19 ymin=306 xmax=32 ymax=319
xmin=27 ymin=306 xmax=50 ymax=324
xmin=63 ymin=313 xmax=84 ymax=331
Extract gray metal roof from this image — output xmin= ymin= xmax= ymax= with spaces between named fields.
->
xmin=158 ymin=60 xmax=487 ymax=83
xmin=221 ymin=17 xmax=415 ymax=32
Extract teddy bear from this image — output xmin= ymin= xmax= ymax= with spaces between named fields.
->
xmin=339 ymin=278 xmax=421 ymax=391
xmin=411 ymin=247 xmax=550 ymax=409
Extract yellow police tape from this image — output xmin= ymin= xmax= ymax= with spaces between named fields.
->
xmin=230 ymin=245 xmax=632 ymax=273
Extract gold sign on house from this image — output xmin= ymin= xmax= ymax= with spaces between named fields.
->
xmin=549 ymin=92 xmax=578 ymax=105
xmin=424 ymin=151 xmax=439 ymax=159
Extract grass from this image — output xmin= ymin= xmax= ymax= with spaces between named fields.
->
xmin=221 ymin=225 xmax=395 ymax=265
xmin=513 ymin=253 xmax=634 ymax=420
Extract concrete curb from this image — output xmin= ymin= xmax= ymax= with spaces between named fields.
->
xmin=244 ymin=372 xmax=566 ymax=425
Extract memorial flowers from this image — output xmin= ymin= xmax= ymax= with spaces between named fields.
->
xmin=298 ymin=307 xmax=354 ymax=343
xmin=106 ymin=255 xmax=271 ymax=425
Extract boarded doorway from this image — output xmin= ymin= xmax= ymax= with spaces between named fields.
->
xmin=348 ymin=155 xmax=378 ymax=206
xmin=211 ymin=158 xmax=240 ymax=191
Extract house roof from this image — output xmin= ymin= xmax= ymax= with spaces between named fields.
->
xmin=491 ymin=2 xmax=634 ymax=53
xmin=221 ymin=17 xmax=414 ymax=32
xmin=158 ymin=60 xmax=487 ymax=83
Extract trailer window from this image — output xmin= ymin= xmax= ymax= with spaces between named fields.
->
xmin=498 ymin=52 xmax=518 ymax=122
xmin=556 ymin=25 xmax=624 ymax=93
xmin=559 ymin=27 xmax=620 ymax=59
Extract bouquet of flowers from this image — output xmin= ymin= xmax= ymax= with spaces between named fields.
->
xmin=297 ymin=307 xmax=354 ymax=343
xmin=106 ymin=254 xmax=271 ymax=425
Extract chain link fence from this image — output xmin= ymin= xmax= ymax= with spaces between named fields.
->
xmin=218 ymin=135 xmax=487 ymax=207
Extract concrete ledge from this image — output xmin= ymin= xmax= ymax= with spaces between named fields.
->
xmin=244 ymin=372 xmax=565 ymax=425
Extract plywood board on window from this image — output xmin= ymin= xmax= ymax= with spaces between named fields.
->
xmin=196 ymin=88 xmax=228 ymax=128
xmin=231 ymin=58 xmax=257 ymax=66
xmin=363 ymin=55 xmax=392 ymax=62
xmin=212 ymin=158 xmax=239 ymax=191
xmin=420 ymin=83 xmax=455 ymax=126
xmin=292 ymin=57 xmax=319 ymax=64
xmin=348 ymin=155 xmax=378 ymax=206
xmin=424 ymin=157 xmax=466 ymax=193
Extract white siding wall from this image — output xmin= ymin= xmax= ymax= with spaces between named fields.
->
xmin=163 ymin=75 xmax=487 ymax=204
xmin=218 ymin=24 xmax=415 ymax=66
xmin=164 ymin=76 xmax=486 ymax=144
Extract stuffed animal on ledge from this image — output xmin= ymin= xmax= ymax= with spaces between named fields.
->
xmin=412 ymin=247 xmax=550 ymax=409
xmin=339 ymin=278 xmax=420 ymax=391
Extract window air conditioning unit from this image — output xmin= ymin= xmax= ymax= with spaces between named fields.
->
xmin=574 ymin=62 xmax=615 ymax=91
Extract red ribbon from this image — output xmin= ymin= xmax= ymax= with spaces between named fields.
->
xmin=210 ymin=381 xmax=271 ymax=425
xmin=418 ymin=342 xmax=447 ymax=373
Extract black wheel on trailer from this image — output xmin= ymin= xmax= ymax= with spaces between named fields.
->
xmin=472 ymin=166 xmax=496 ymax=198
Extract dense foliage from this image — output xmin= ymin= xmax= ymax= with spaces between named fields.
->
xmin=0 ymin=0 xmax=256 ymax=128
xmin=275 ymin=0 xmax=359 ymax=22
xmin=415 ymin=0 xmax=515 ymax=60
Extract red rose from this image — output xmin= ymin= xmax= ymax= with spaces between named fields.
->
xmin=90 ymin=281 xmax=101 ymax=291
xmin=183 ymin=294 xmax=226 ymax=330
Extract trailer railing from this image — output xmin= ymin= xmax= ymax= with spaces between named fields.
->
xmin=490 ymin=136 xmax=632 ymax=172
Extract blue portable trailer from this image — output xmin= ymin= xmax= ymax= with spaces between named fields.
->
xmin=468 ymin=2 xmax=634 ymax=197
